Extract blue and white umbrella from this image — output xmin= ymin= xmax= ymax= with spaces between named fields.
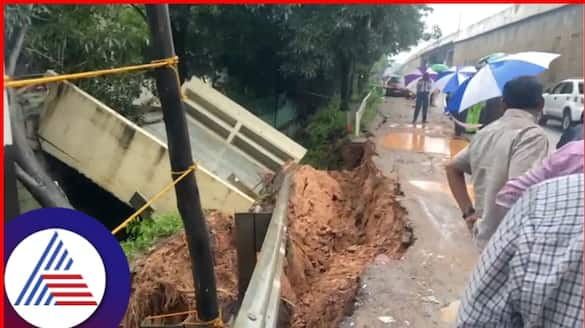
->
xmin=433 ymin=66 xmax=476 ymax=93
xmin=447 ymin=52 xmax=560 ymax=112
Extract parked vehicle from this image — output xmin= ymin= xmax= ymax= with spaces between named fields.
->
xmin=539 ymin=79 xmax=584 ymax=131
xmin=385 ymin=76 xmax=413 ymax=98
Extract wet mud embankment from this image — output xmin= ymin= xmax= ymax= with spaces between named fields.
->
xmin=123 ymin=142 xmax=412 ymax=328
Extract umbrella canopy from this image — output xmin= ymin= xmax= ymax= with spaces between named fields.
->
xmin=404 ymin=66 xmax=437 ymax=91
xmin=430 ymin=64 xmax=449 ymax=73
xmin=433 ymin=66 xmax=476 ymax=93
xmin=447 ymin=52 xmax=560 ymax=112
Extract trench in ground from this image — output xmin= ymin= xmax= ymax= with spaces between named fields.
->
xmin=123 ymin=141 xmax=413 ymax=327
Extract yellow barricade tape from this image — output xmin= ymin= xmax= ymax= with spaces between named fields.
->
xmin=4 ymin=56 xmax=185 ymax=99
xmin=111 ymin=163 xmax=198 ymax=235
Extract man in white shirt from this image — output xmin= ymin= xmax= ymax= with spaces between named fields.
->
xmin=445 ymin=76 xmax=550 ymax=249
xmin=413 ymin=73 xmax=432 ymax=125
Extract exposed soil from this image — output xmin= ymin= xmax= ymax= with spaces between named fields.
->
xmin=123 ymin=142 xmax=411 ymax=328
xmin=123 ymin=212 xmax=238 ymax=328
xmin=283 ymin=142 xmax=411 ymax=327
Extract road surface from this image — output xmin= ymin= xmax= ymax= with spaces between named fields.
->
xmin=341 ymin=98 xmax=561 ymax=328
xmin=542 ymin=121 xmax=563 ymax=146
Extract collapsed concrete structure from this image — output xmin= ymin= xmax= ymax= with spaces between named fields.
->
xmin=28 ymin=75 xmax=305 ymax=217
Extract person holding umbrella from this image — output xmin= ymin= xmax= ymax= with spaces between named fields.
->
xmin=446 ymin=76 xmax=551 ymax=249
xmin=413 ymin=72 xmax=433 ymax=125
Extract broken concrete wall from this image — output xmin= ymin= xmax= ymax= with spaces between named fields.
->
xmin=38 ymin=82 xmax=255 ymax=215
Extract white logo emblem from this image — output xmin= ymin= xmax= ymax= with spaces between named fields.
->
xmin=5 ymin=229 xmax=106 ymax=328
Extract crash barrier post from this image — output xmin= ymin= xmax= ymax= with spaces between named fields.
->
xmin=354 ymin=92 xmax=372 ymax=137
xmin=233 ymin=173 xmax=291 ymax=328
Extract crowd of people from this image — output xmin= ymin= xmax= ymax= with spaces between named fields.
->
xmin=439 ymin=76 xmax=584 ymax=326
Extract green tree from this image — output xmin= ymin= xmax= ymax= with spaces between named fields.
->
xmin=167 ymin=5 xmax=431 ymax=112
xmin=4 ymin=5 xmax=149 ymax=209
xmin=281 ymin=5 xmax=431 ymax=111
xmin=5 ymin=5 xmax=150 ymax=118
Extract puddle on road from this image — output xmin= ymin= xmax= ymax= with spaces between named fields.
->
xmin=382 ymin=129 xmax=467 ymax=157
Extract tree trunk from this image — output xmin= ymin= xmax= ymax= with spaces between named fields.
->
xmin=8 ymin=90 xmax=72 ymax=209
xmin=7 ymin=24 xmax=28 ymax=76
xmin=5 ymin=21 xmax=73 ymax=210
xmin=339 ymin=55 xmax=355 ymax=112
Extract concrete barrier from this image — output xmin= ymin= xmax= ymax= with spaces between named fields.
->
xmin=38 ymin=81 xmax=255 ymax=214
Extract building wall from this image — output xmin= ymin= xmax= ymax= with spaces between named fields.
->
xmin=452 ymin=5 xmax=583 ymax=88
xmin=400 ymin=5 xmax=583 ymax=89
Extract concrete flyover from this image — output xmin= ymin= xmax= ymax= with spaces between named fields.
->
xmin=35 ymin=75 xmax=306 ymax=217
xmin=402 ymin=4 xmax=583 ymax=88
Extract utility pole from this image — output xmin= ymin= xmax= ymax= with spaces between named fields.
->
xmin=145 ymin=5 xmax=219 ymax=321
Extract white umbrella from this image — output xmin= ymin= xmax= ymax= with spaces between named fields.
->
xmin=447 ymin=52 xmax=560 ymax=112
xmin=433 ymin=66 xmax=476 ymax=93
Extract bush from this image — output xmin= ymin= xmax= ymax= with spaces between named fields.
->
xmin=301 ymin=96 xmax=347 ymax=169
xmin=120 ymin=213 xmax=183 ymax=260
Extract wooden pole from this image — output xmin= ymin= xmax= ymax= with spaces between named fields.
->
xmin=145 ymin=5 xmax=219 ymax=321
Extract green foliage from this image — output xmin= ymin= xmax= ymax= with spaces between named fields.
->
xmin=301 ymin=97 xmax=347 ymax=168
xmin=168 ymin=5 xmax=431 ymax=112
xmin=4 ymin=5 xmax=150 ymax=120
xmin=120 ymin=213 xmax=183 ymax=259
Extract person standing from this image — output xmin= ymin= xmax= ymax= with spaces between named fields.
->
xmin=457 ymin=174 xmax=584 ymax=327
xmin=413 ymin=73 xmax=432 ymax=125
xmin=445 ymin=76 xmax=551 ymax=249
xmin=478 ymin=97 xmax=504 ymax=129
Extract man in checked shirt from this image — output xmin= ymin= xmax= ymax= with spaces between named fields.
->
xmin=457 ymin=173 xmax=584 ymax=327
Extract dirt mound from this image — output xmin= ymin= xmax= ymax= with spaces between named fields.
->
xmin=123 ymin=142 xmax=410 ymax=327
xmin=123 ymin=212 xmax=237 ymax=327
xmin=284 ymin=143 xmax=410 ymax=327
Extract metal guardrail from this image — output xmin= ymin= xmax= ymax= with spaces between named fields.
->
xmin=233 ymin=173 xmax=291 ymax=328
xmin=354 ymin=92 xmax=372 ymax=137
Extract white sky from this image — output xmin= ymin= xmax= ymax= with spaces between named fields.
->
xmin=392 ymin=4 xmax=513 ymax=64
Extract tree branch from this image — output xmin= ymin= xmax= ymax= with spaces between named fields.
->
xmin=7 ymin=24 xmax=29 ymax=76
xmin=7 ymin=89 xmax=73 ymax=209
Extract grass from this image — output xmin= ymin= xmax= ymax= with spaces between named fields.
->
xmin=120 ymin=213 xmax=183 ymax=260
xmin=300 ymin=96 xmax=347 ymax=169
xmin=298 ymin=85 xmax=384 ymax=169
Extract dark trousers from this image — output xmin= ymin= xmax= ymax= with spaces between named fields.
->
xmin=413 ymin=92 xmax=429 ymax=123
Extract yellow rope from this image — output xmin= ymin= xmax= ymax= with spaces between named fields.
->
xmin=111 ymin=162 xmax=198 ymax=235
xmin=4 ymin=56 xmax=186 ymax=99
xmin=183 ymin=311 xmax=224 ymax=327
xmin=143 ymin=309 xmax=224 ymax=327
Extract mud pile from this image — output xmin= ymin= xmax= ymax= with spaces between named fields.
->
xmin=123 ymin=212 xmax=238 ymax=327
xmin=284 ymin=143 xmax=410 ymax=327
xmin=123 ymin=143 xmax=410 ymax=327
